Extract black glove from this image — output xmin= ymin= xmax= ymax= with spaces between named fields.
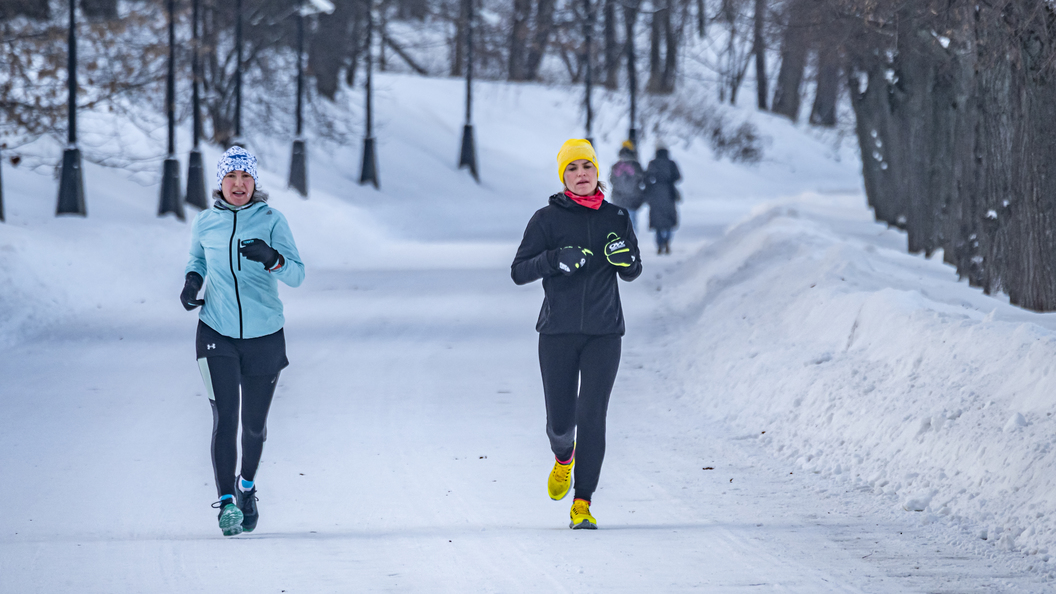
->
xmin=604 ymin=233 xmax=636 ymax=267
xmin=181 ymin=272 xmax=205 ymax=311
xmin=239 ymin=238 xmax=280 ymax=269
xmin=554 ymin=246 xmax=593 ymax=275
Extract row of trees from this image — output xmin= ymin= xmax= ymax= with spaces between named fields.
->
xmin=825 ymin=0 xmax=1056 ymax=311
xmin=0 ymin=0 xmax=842 ymax=151
xmin=9 ymin=1 xmax=1056 ymax=313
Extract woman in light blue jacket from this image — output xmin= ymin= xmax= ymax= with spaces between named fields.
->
xmin=181 ymin=146 xmax=304 ymax=537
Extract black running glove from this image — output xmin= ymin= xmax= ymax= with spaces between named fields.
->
xmin=604 ymin=233 xmax=636 ymax=267
xmin=181 ymin=272 xmax=205 ymax=311
xmin=239 ymin=238 xmax=281 ymax=269
xmin=554 ymin=246 xmax=593 ymax=276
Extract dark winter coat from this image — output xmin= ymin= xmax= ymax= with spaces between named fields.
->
xmin=644 ymin=150 xmax=682 ymax=230
xmin=511 ymin=192 xmax=643 ymax=335
xmin=608 ymin=148 xmax=645 ymax=210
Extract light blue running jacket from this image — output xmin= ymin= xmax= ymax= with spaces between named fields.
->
xmin=185 ymin=200 xmax=305 ymax=339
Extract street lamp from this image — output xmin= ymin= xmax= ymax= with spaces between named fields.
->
xmin=289 ymin=0 xmax=335 ymax=197
xmin=186 ymin=0 xmax=208 ymax=210
xmin=0 ymin=145 xmax=5 ymax=223
xmin=359 ymin=0 xmax=379 ymax=189
xmin=57 ymin=0 xmax=86 ymax=216
xmin=158 ymin=0 xmax=184 ymax=219
xmin=457 ymin=0 xmax=478 ymax=182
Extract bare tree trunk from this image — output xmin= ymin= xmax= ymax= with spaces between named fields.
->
xmin=648 ymin=0 xmax=675 ymax=93
xmin=602 ymin=0 xmax=619 ymax=89
xmin=395 ymin=0 xmax=427 ymax=20
xmin=310 ymin=0 xmax=355 ymax=99
xmin=80 ymin=0 xmax=116 ymax=20
xmin=771 ymin=0 xmax=811 ymax=121
xmin=809 ymin=42 xmax=839 ymax=126
xmin=753 ymin=0 xmax=767 ymax=110
xmin=661 ymin=0 xmax=680 ymax=92
xmin=647 ymin=0 xmax=664 ymax=92
xmin=0 ymin=0 xmax=51 ymax=20
xmin=524 ymin=0 xmax=557 ymax=80
xmin=509 ymin=0 xmax=531 ymax=80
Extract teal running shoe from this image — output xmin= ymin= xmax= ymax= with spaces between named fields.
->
xmin=212 ymin=498 xmax=244 ymax=536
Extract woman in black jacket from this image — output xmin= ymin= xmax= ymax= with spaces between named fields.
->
xmin=511 ymin=138 xmax=643 ymax=529
xmin=644 ymin=143 xmax=682 ymax=254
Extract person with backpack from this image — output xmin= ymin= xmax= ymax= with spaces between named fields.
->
xmin=608 ymin=140 xmax=645 ymax=232
xmin=511 ymin=138 xmax=642 ymax=529
xmin=644 ymin=142 xmax=682 ymax=255
xmin=180 ymin=146 xmax=305 ymax=537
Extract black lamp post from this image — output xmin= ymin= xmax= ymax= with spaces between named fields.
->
xmin=359 ymin=1 xmax=379 ymax=189
xmin=583 ymin=0 xmax=595 ymax=145
xmin=57 ymin=0 xmax=86 ymax=216
xmin=186 ymin=0 xmax=208 ymax=209
xmin=233 ymin=0 xmax=244 ymax=146
xmin=625 ymin=7 xmax=638 ymax=146
xmin=288 ymin=11 xmax=308 ymax=196
xmin=457 ymin=0 xmax=478 ymax=182
xmin=158 ymin=0 xmax=184 ymax=219
xmin=0 ymin=145 xmax=5 ymax=223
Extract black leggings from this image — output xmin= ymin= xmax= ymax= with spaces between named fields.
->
xmin=539 ymin=333 xmax=622 ymax=502
xmin=199 ymin=356 xmax=279 ymax=499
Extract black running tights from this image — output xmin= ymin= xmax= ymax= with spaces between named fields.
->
xmin=200 ymin=356 xmax=279 ymax=499
xmin=539 ymin=333 xmax=621 ymax=502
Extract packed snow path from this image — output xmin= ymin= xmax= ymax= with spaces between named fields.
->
xmin=0 ymin=202 xmax=1045 ymax=592
xmin=2 ymin=74 xmax=1052 ymax=592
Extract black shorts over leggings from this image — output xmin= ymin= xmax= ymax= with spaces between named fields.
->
xmin=196 ymin=321 xmax=288 ymax=499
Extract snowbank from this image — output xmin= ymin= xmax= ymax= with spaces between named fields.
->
xmin=669 ymin=192 xmax=1056 ymax=559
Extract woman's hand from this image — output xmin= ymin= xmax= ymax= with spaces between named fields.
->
xmin=604 ymin=233 xmax=636 ymax=267
xmin=555 ymin=247 xmax=593 ymax=275
xmin=181 ymin=272 xmax=205 ymax=311
xmin=239 ymin=239 xmax=281 ymax=269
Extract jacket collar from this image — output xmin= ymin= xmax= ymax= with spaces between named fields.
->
xmin=549 ymin=192 xmax=605 ymax=210
xmin=213 ymin=197 xmax=265 ymax=212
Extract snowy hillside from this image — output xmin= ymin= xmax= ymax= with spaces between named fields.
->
xmin=2 ymin=73 xmax=1054 ymax=591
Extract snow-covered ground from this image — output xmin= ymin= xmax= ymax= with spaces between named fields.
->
xmin=1 ymin=73 xmax=1054 ymax=592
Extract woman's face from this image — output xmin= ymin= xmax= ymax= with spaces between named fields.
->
xmin=563 ymin=159 xmax=599 ymax=196
xmin=221 ymin=170 xmax=255 ymax=206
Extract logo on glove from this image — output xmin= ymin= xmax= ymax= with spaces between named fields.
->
xmin=604 ymin=233 xmax=635 ymax=267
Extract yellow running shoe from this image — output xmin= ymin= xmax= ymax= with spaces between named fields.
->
xmin=547 ymin=456 xmax=573 ymax=500
xmin=569 ymin=498 xmax=597 ymax=529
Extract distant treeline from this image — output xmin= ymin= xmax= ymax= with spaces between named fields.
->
xmin=6 ymin=0 xmax=1056 ymax=311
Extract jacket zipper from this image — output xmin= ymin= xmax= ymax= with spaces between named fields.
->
xmin=228 ymin=210 xmax=244 ymax=339
xmin=580 ymin=212 xmax=592 ymax=333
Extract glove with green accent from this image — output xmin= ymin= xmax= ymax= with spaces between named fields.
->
xmin=555 ymin=246 xmax=593 ymax=275
xmin=604 ymin=233 xmax=636 ymax=267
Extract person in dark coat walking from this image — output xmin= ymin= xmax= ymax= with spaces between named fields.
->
xmin=644 ymin=142 xmax=682 ymax=254
xmin=511 ymin=138 xmax=642 ymax=530
xmin=608 ymin=140 xmax=645 ymax=232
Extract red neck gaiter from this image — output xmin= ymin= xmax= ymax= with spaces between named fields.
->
xmin=565 ymin=189 xmax=604 ymax=210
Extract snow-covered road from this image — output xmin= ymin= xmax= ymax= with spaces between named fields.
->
xmin=0 ymin=200 xmax=1045 ymax=592
xmin=2 ymin=74 xmax=1053 ymax=592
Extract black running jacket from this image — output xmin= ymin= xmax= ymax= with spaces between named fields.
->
xmin=511 ymin=192 xmax=643 ymax=335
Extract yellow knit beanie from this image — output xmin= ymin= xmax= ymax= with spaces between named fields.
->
xmin=556 ymin=139 xmax=599 ymax=185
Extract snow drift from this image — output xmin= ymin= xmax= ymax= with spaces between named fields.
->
xmin=669 ymin=193 xmax=1056 ymax=559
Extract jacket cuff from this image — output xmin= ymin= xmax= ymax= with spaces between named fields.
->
xmin=267 ymin=254 xmax=285 ymax=273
